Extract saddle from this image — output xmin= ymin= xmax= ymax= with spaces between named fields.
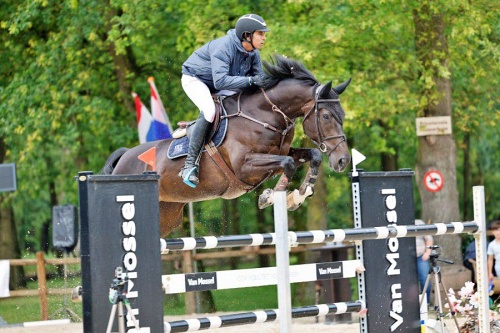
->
xmin=168 ymin=96 xmax=255 ymax=191
xmin=173 ymin=97 xmax=224 ymax=140
xmin=167 ymin=99 xmax=228 ymax=159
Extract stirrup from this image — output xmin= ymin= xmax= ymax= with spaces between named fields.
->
xmin=180 ymin=166 xmax=199 ymax=188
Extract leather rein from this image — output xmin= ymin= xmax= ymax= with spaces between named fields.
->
xmin=222 ymin=89 xmax=295 ymax=154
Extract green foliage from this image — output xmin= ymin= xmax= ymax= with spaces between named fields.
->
xmin=0 ymin=0 xmax=498 ymax=251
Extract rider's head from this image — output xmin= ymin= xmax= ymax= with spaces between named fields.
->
xmin=235 ymin=14 xmax=269 ymax=51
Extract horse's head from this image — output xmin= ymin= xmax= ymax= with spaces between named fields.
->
xmin=302 ymin=79 xmax=351 ymax=172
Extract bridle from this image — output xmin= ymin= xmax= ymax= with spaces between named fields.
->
xmin=225 ymin=84 xmax=345 ymax=156
xmin=303 ymin=84 xmax=346 ymax=156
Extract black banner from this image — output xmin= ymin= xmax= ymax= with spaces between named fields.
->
xmin=316 ymin=262 xmax=343 ymax=280
xmin=354 ymin=170 xmax=421 ymax=333
xmin=185 ymin=272 xmax=217 ymax=292
xmin=78 ymin=173 xmax=163 ymax=333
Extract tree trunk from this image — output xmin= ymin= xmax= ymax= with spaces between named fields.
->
xmin=413 ymin=5 xmax=461 ymax=263
xmin=0 ymin=137 xmax=25 ymax=288
xmin=381 ymin=153 xmax=397 ymax=172
xmin=104 ymin=2 xmax=139 ymax=118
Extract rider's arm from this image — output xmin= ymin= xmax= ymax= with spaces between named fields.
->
xmin=211 ymin=49 xmax=252 ymax=91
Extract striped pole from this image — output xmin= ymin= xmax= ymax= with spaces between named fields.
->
xmin=162 ymin=222 xmax=479 ymax=251
xmin=164 ymin=301 xmax=364 ymax=333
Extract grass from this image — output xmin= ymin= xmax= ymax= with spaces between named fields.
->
xmin=0 ymin=275 xmax=83 ymax=324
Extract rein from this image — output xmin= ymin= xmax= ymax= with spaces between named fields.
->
xmin=223 ymin=90 xmax=296 ymax=154
xmin=303 ymin=85 xmax=346 ymax=156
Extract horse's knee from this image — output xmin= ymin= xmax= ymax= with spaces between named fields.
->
xmin=310 ymin=149 xmax=323 ymax=167
xmin=282 ymin=156 xmax=296 ymax=176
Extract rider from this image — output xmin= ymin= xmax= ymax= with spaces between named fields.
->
xmin=179 ymin=13 xmax=270 ymax=188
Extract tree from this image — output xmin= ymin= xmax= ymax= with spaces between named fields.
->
xmin=412 ymin=2 xmax=461 ymax=261
xmin=0 ymin=0 xmax=498 ymax=280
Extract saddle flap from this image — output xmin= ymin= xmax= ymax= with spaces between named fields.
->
xmin=167 ymin=104 xmax=228 ymax=160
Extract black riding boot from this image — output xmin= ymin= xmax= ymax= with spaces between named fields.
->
xmin=179 ymin=114 xmax=212 ymax=188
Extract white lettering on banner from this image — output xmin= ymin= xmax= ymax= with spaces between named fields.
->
xmin=390 ymin=283 xmax=404 ymax=331
xmin=318 ymin=267 xmax=341 ymax=274
xmin=386 ymin=253 xmax=400 ymax=275
xmin=187 ymin=276 xmax=215 ymax=286
xmin=116 ymin=195 xmax=139 ymax=329
xmin=127 ymin=272 xmax=138 ymax=298
xmin=382 ymin=188 xmax=403 ymax=331
xmin=198 ymin=277 xmax=215 ymax=285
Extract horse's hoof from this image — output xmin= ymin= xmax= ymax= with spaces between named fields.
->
xmin=286 ymin=189 xmax=308 ymax=211
xmin=288 ymin=203 xmax=301 ymax=211
xmin=299 ymin=184 xmax=315 ymax=196
xmin=258 ymin=189 xmax=274 ymax=209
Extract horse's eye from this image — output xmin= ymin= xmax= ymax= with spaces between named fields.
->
xmin=322 ymin=113 xmax=330 ymax=120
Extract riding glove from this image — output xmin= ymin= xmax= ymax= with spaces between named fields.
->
xmin=250 ymin=75 xmax=265 ymax=87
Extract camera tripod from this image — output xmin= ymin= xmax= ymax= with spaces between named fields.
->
xmin=419 ymin=246 xmax=460 ymax=333
xmin=106 ymin=267 xmax=141 ymax=333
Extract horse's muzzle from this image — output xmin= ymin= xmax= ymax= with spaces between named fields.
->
xmin=330 ymin=153 xmax=351 ymax=172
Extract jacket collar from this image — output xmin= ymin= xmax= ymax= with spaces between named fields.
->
xmin=228 ymin=29 xmax=255 ymax=55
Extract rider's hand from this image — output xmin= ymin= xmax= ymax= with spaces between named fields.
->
xmin=251 ymin=75 xmax=265 ymax=87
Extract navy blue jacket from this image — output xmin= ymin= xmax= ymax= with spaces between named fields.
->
xmin=182 ymin=29 xmax=264 ymax=92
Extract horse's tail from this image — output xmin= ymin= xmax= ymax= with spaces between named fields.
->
xmin=100 ymin=147 xmax=129 ymax=175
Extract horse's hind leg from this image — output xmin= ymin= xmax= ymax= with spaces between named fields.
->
xmin=159 ymin=201 xmax=187 ymax=237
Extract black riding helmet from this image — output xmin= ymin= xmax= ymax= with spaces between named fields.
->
xmin=235 ymin=14 xmax=270 ymax=41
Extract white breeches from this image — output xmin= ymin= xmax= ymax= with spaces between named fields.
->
xmin=181 ymin=74 xmax=215 ymax=122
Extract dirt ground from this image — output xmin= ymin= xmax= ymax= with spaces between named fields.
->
xmin=0 ymin=312 xmax=465 ymax=333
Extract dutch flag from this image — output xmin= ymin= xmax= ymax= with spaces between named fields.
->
xmin=148 ymin=77 xmax=173 ymax=140
xmin=132 ymin=92 xmax=154 ymax=144
xmin=133 ymin=78 xmax=173 ymax=143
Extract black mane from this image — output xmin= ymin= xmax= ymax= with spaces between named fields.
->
xmin=262 ymin=54 xmax=318 ymax=89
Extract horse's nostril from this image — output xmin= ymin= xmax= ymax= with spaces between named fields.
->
xmin=339 ymin=158 xmax=346 ymax=169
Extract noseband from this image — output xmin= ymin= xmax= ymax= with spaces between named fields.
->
xmin=303 ymin=85 xmax=346 ymax=156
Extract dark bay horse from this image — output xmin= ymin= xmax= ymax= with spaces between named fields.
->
xmin=103 ymin=55 xmax=351 ymax=236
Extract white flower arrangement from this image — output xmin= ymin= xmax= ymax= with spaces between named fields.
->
xmin=445 ymin=281 xmax=500 ymax=332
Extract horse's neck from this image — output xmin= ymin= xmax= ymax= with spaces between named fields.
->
xmin=238 ymin=88 xmax=309 ymax=121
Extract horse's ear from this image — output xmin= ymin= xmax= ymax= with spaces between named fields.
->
xmin=319 ymin=81 xmax=332 ymax=98
xmin=333 ymin=78 xmax=352 ymax=95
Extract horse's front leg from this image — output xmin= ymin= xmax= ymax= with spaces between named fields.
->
xmin=239 ymin=153 xmax=297 ymax=209
xmin=284 ymin=148 xmax=323 ymax=211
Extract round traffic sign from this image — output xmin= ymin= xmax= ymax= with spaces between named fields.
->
xmin=424 ymin=170 xmax=444 ymax=192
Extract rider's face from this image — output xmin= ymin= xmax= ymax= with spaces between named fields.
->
xmin=252 ymin=31 xmax=267 ymax=50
